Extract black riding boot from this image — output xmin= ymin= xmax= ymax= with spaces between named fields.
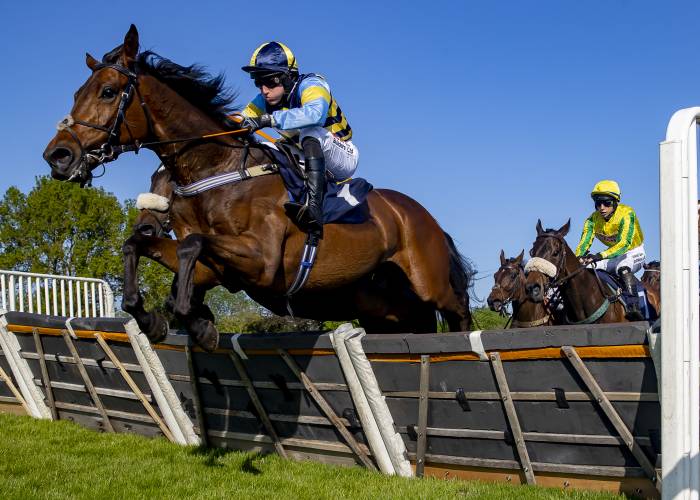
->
xmin=619 ymin=267 xmax=644 ymax=321
xmin=284 ymin=139 xmax=325 ymax=237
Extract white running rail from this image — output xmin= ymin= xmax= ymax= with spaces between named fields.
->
xmin=0 ymin=270 xmax=115 ymax=318
xmin=660 ymin=107 xmax=700 ymax=500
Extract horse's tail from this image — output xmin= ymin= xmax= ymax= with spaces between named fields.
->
xmin=442 ymin=231 xmax=476 ymax=303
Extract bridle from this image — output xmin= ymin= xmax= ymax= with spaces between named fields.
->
xmin=530 ymin=232 xmax=618 ymax=324
xmin=55 ymin=61 xmax=252 ymax=185
xmin=490 ymin=262 xmax=523 ymax=315
xmin=56 ymin=63 xmax=149 ymax=185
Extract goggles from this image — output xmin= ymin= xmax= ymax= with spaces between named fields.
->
xmin=253 ymin=74 xmax=283 ymax=89
xmin=594 ymin=198 xmax=614 ymax=208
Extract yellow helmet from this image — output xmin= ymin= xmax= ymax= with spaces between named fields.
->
xmin=591 ymin=180 xmax=621 ymax=202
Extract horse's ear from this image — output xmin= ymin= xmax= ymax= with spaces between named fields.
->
xmin=120 ymin=24 xmax=139 ymax=66
xmin=499 ymin=249 xmax=506 ymax=266
xmin=515 ymin=250 xmax=524 ymax=264
xmin=558 ymin=218 xmax=571 ymax=236
xmin=536 ymin=219 xmax=544 ymax=235
xmin=86 ymin=53 xmax=99 ymax=71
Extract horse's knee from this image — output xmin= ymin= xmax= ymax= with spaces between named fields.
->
xmin=177 ymin=234 xmax=204 ymax=261
xmin=122 ymin=237 xmax=138 ymax=258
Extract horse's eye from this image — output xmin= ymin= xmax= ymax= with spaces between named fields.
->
xmin=529 ymin=250 xmax=534 ymax=257
xmin=100 ymin=87 xmax=117 ymax=99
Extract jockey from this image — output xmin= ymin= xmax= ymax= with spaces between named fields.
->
xmin=239 ymin=41 xmax=358 ymax=237
xmin=575 ymin=180 xmax=646 ymax=320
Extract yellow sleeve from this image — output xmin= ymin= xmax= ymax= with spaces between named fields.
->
xmin=242 ymin=95 xmax=265 ymax=118
xmin=575 ymin=217 xmax=595 ymax=256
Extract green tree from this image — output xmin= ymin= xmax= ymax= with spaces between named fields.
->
xmin=0 ymin=177 xmax=127 ymax=291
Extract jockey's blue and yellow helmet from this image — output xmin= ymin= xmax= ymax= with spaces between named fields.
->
xmin=591 ymin=180 xmax=621 ymax=202
xmin=242 ymin=42 xmax=298 ymax=75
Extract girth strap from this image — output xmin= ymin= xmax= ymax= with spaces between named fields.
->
xmin=173 ymin=163 xmax=279 ymax=197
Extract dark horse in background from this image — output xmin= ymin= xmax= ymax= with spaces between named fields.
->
xmin=487 ymin=250 xmax=557 ymax=328
xmin=525 ymin=220 xmax=658 ymax=324
xmin=43 ymin=25 xmax=474 ymax=350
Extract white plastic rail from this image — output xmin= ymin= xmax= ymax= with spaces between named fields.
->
xmin=660 ymin=107 xmax=700 ymax=500
xmin=0 ymin=270 xmax=115 ymax=318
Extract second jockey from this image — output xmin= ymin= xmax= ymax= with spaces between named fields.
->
xmin=575 ymin=180 xmax=646 ymax=320
xmin=239 ymin=41 xmax=358 ymax=237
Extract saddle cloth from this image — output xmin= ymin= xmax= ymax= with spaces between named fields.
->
xmin=261 ymin=141 xmax=372 ymax=224
xmin=594 ymin=269 xmax=656 ymax=321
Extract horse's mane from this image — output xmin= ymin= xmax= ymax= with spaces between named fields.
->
xmin=102 ymin=46 xmax=239 ymax=123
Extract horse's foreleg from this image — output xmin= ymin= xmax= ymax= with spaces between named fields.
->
xmin=173 ymin=234 xmax=221 ymax=351
xmin=123 ymin=234 xmax=218 ymax=344
xmin=122 ymin=235 xmax=169 ymax=343
xmin=173 ymin=233 xmax=270 ymax=351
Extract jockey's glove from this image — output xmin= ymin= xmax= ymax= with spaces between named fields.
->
xmin=240 ymin=114 xmax=273 ymax=132
xmin=580 ymin=253 xmax=603 ymax=266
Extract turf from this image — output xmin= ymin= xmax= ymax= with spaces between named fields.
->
xmin=0 ymin=413 xmax=624 ymax=499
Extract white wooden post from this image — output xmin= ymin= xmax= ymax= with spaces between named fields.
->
xmin=660 ymin=107 xmax=700 ymax=500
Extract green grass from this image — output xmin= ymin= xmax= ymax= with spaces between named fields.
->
xmin=0 ymin=413 xmax=624 ymax=500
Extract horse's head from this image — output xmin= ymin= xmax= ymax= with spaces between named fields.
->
xmin=641 ymin=261 xmax=661 ymax=288
xmin=43 ymin=25 xmax=150 ymax=186
xmin=525 ymin=219 xmax=571 ymax=302
xmin=487 ymin=249 xmax=525 ymax=312
xmin=133 ymin=165 xmax=173 ymax=238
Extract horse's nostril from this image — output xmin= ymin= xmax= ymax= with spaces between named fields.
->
xmin=47 ymin=147 xmax=73 ymax=168
xmin=136 ymin=224 xmax=156 ymax=237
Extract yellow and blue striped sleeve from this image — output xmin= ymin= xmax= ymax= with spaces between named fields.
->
xmin=271 ymin=76 xmax=330 ymax=130
xmin=242 ymin=94 xmax=265 ymax=118
xmin=575 ymin=217 xmax=595 ymax=257
xmin=601 ymin=211 xmax=636 ymax=259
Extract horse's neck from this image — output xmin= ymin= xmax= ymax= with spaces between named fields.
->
xmin=141 ymin=76 xmax=242 ymax=185
xmin=559 ymin=246 xmax=605 ymax=318
xmin=513 ymin=297 xmax=547 ymax=321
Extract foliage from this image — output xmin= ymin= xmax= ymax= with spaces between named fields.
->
xmin=0 ymin=177 xmax=127 ymax=291
xmin=472 ymin=307 xmax=509 ymax=330
xmin=205 ymin=286 xmax=324 ymax=333
xmin=0 ymin=414 xmax=623 ymax=500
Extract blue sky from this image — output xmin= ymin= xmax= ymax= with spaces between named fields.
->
xmin=1 ymin=1 xmax=699 ymax=303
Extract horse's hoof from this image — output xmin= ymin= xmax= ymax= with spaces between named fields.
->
xmin=195 ymin=322 xmax=220 ymax=352
xmin=145 ymin=313 xmax=169 ymax=343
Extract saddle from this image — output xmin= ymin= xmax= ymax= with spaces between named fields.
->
xmin=593 ymin=269 xmax=656 ymax=321
xmin=260 ymin=140 xmax=372 ymax=224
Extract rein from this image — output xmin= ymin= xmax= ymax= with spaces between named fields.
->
xmin=57 ymin=61 xmax=253 ymax=184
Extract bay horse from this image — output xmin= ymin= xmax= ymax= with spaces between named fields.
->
xmin=524 ymin=220 xmax=637 ymax=324
xmin=641 ymin=261 xmax=661 ymax=315
xmin=43 ymin=25 xmax=473 ymax=350
xmin=487 ymin=250 xmax=555 ymax=328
